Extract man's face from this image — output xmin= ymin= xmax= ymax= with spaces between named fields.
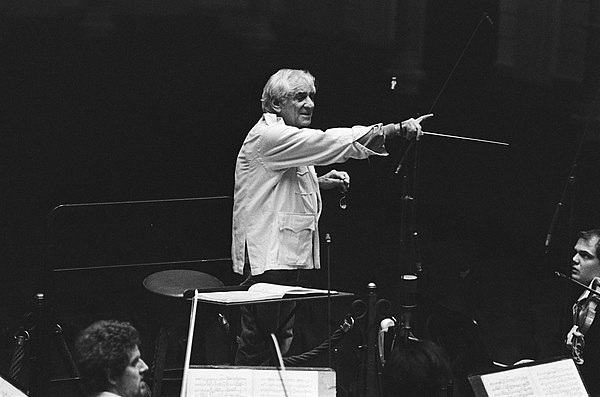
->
xmin=572 ymin=236 xmax=600 ymax=286
xmin=277 ymin=84 xmax=315 ymax=128
xmin=112 ymin=345 xmax=149 ymax=397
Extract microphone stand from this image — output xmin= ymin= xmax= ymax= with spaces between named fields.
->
xmin=411 ymin=139 xmax=424 ymax=277
xmin=325 ymin=233 xmax=333 ymax=369
xmin=545 ymin=83 xmax=600 ymax=337
xmin=392 ymin=11 xmax=494 ymax=175
xmin=544 ymin=84 xmax=600 ymax=255
xmin=392 ymin=11 xmax=494 ymax=283
xmin=387 ymin=17 xmax=501 ymax=376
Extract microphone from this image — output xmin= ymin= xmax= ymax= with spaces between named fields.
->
xmin=400 ymin=274 xmax=418 ymax=343
xmin=484 ymin=12 xmax=494 ymax=26
xmin=545 ymin=202 xmax=562 ymax=254
xmin=394 ymin=141 xmax=415 ymax=175
xmin=217 ymin=313 xmax=229 ymax=334
xmin=545 ymin=165 xmax=576 ymax=254
xmin=379 ymin=317 xmax=397 ymax=366
xmin=401 ymin=274 xmax=417 ymax=307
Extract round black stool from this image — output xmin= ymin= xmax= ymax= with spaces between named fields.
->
xmin=144 ymin=269 xmax=224 ymax=298
xmin=143 ymin=270 xmax=227 ymax=397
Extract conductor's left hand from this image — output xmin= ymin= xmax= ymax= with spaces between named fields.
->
xmin=318 ymin=170 xmax=350 ymax=193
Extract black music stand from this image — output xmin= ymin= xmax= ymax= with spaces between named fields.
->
xmin=180 ymin=288 xmax=354 ymax=396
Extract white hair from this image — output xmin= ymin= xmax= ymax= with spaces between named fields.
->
xmin=260 ymin=69 xmax=316 ymax=113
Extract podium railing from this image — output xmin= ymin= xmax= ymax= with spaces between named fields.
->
xmin=33 ymin=196 xmax=234 ymax=396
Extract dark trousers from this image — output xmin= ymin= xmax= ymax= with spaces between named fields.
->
xmin=234 ymin=266 xmax=302 ymax=366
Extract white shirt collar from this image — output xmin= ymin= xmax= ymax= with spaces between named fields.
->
xmin=263 ymin=112 xmax=283 ymax=125
xmin=93 ymin=392 xmax=121 ymax=397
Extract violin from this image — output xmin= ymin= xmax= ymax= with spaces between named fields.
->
xmin=566 ymin=276 xmax=600 ymax=364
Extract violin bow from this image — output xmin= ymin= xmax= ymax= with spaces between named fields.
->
xmin=555 ymin=272 xmax=600 ymax=297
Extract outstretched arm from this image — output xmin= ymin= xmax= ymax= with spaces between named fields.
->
xmin=382 ymin=113 xmax=434 ymax=141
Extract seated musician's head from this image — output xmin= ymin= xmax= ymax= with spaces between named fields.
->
xmin=382 ymin=338 xmax=452 ymax=397
xmin=74 ymin=319 xmax=150 ymax=397
xmin=572 ymin=228 xmax=600 ymax=286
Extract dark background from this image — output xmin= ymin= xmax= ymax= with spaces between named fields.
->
xmin=1 ymin=1 xmax=600 ymax=395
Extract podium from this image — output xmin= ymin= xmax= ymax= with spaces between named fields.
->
xmin=179 ymin=287 xmax=354 ymax=397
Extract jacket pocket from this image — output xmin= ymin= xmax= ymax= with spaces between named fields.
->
xmin=277 ymin=213 xmax=315 ymax=266
xmin=295 ymin=167 xmax=317 ymax=213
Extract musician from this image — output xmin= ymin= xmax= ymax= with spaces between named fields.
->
xmin=382 ymin=338 xmax=452 ymax=397
xmin=232 ymin=68 xmax=432 ymax=365
xmin=74 ymin=320 xmax=150 ymax=397
xmin=567 ymin=228 xmax=600 ymax=395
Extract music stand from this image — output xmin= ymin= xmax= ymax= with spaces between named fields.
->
xmin=180 ymin=288 xmax=354 ymax=397
xmin=468 ymin=357 xmax=588 ymax=397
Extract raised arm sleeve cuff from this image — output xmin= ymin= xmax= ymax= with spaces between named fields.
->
xmin=356 ymin=124 xmax=387 ymax=154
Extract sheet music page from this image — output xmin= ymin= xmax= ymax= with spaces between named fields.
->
xmin=480 ymin=359 xmax=587 ymax=397
xmin=529 ymin=359 xmax=587 ymax=396
xmin=253 ymin=369 xmax=318 ymax=397
xmin=195 ymin=283 xmax=339 ymax=303
xmin=0 ymin=377 xmax=27 ymax=397
xmin=249 ymin=283 xmax=338 ymax=295
xmin=480 ymin=366 xmax=537 ymax=396
xmin=195 ymin=290 xmax=280 ymax=303
xmin=186 ymin=368 xmax=253 ymax=397
xmin=185 ymin=367 xmax=319 ymax=397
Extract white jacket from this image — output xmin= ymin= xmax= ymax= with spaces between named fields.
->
xmin=232 ymin=113 xmax=388 ymax=276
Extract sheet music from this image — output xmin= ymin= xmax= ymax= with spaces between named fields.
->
xmin=529 ymin=359 xmax=587 ymax=396
xmin=0 ymin=377 xmax=27 ymax=397
xmin=479 ymin=359 xmax=587 ymax=397
xmin=187 ymin=370 xmax=252 ymax=397
xmin=195 ymin=283 xmax=338 ymax=304
xmin=185 ymin=367 xmax=320 ymax=397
